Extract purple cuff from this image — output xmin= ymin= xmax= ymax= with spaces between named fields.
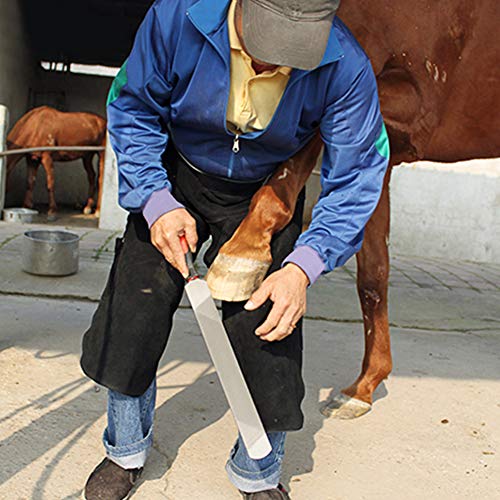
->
xmin=283 ymin=246 xmax=326 ymax=286
xmin=142 ymin=187 xmax=184 ymax=228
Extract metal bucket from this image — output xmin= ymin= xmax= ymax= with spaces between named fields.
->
xmin=22 ymin=230 xmax=80 ymax=276
xmin=3 ymin=208 xmax=39 ymax=223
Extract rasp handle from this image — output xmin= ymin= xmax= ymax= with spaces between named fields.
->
xmin=180 ymin=235 xmax=198 ymax=281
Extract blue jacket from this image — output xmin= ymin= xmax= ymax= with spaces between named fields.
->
xmin=107 ymin=0 xmax=390 ymax=282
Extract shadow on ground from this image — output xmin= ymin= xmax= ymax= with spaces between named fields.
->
xmin=1 ymin=294 xmax=499 ymax=498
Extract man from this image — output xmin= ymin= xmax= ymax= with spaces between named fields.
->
xmin=81 ymin=0 xmax=389 ymax=498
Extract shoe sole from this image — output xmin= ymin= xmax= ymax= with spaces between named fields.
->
xmin=81 ymin=485 xmax=137 ymax=500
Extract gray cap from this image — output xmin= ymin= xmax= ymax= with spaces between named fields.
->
xmin=242 ymin=0 xmax=341 ymax=71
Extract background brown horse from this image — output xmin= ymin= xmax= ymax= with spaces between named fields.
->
xmin=207 ymin=0 xmax=500 ymax=418
xmin=6 ymin=106 xmax=107 ymax=219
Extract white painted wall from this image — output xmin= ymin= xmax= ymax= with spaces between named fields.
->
xmin=305 ymin=158 xmax=500 ymax=264
xmin=0 ymin=105 xmax=9 ymax=215
xmin=390 ymin=160 xmax=500 ymax=264
xmin=98 ymin=135 xmax=128 ymax=231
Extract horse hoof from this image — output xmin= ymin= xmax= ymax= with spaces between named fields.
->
xmin=83 ymin=206 xmax=93 ymax=215
xmin=94 ymin=209 xmax=100 ymax=218
xmin=320 ymin=394 xmax=372 ymax=420
xmin=47 ymin=214 xmax=57 ymax=222
xmin=206 ymin=253 xmax=270 ymax=302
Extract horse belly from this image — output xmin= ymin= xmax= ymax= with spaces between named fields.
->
xmin=52 ymin=152 xmax=89 ymax=162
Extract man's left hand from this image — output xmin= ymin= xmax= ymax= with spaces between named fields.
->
xmin=244 ymin=264 xmax=309 ymax=342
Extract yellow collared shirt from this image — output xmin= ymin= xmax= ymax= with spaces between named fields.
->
xmin=226 ymin=0 xmax=291 ymax=135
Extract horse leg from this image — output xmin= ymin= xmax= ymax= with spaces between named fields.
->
xmin=319 ymin=65 xmax=422 ymax=419
xmin=206 ymin=133 xmax=323 ymax=301
xmin=40 ymin=153 xmax=57 ymax=219
xmin=321 ymin=168 xmax=393 ymax=419
xmin=95 ymin=147 xmax=105 ymax=218
xmin=82 ymin=154 xmax=96 ymax=215
xmin=23 ymin=157 xmax=39 ymax=209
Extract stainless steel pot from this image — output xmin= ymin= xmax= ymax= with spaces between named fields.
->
xmin=22 ymin=230 xmax=80 ymax=276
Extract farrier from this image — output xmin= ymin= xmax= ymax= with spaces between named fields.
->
xmin=80 ymin=0 xmax=389 ymax=498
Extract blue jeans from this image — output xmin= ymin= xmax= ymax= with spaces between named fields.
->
xmin=103 ymin=380 xmax=287 ymax=493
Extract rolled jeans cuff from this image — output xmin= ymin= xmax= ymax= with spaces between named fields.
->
xmin=225 ymin=433 xmax=285 ymax=493
xmin=225 ymin=460 xmax=281 ymax=493
xmin=103 ymin=425 xmax=153 ymax=469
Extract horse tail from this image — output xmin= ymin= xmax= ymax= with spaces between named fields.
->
xmin=5 ymin=150 xmax=26 ymax=192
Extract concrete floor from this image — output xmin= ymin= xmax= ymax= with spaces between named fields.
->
xmin=0 ymin=221 xmax=499 ymax=499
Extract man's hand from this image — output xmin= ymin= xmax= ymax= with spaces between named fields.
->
xmin=244 ymin=264 xmax=309 ymax=342
xmin=150 ymin=208 xmax=198 ymax=278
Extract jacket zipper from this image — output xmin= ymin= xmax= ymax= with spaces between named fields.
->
xmin=232 ymin=134 xmax=240 ymax=154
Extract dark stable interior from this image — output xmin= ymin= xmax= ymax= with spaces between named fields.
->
xmin=21 ymin=0 xmax=154 ymax=67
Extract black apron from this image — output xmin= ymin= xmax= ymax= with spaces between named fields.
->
xmin=80 ymin=148 xmax=306 ymax=432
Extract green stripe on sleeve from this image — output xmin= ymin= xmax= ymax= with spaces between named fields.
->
xmin=107 ymin=61 xmax=128 ymax=106
xmin=375 ymin=123 xmax=390 ymax=159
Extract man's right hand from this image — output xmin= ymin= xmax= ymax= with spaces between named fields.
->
xmin=150 ymin=208 xmax=198 ymax=278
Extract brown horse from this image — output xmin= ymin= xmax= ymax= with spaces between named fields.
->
xmin=206 ymin=0 xmax=500 ymax=418
xmin=6 ymin=106 xmax=107 ymax=218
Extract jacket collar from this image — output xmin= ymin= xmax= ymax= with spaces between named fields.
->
xmin=187 ymin=0 xmax=229 ymax=35
xmin=187 ymin=0 xmax=344 ymax=69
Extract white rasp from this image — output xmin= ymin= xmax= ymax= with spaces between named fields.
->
xmin=185 ymin=278 xmax=272 ymax=460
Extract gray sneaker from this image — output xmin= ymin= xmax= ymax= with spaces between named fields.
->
xmin=240 ymin=484 xmax=291 ymax=499
xmin=83 ymin=458 xmax=143 ymax=500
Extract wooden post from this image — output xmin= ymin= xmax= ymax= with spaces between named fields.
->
xmin=0 ymin=105 xmax=10 ymax=217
